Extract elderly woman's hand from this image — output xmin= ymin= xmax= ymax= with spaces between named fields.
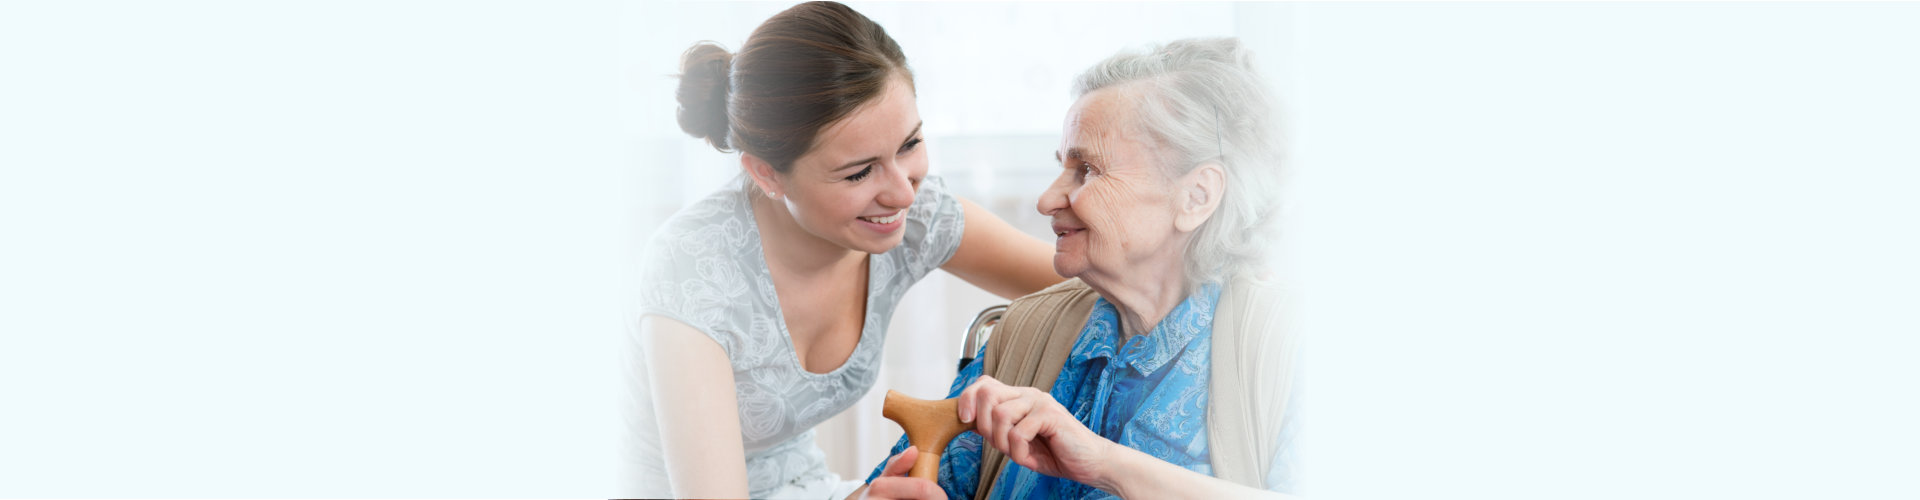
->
xmin=958 ymin=375 xmax=1116 ymax=485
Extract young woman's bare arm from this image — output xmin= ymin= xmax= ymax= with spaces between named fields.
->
xmin=640 ymin=314 xmax=750 ymax=499
xmin=942 ymin=197 xmax=1064 ymax=300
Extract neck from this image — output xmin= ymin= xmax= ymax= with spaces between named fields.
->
xmin=1086 ymin=258 xmax=1190 ymax=341
xmin=750 ymin=189 xmax=864 ymax=276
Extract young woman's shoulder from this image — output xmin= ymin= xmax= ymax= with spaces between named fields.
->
xmin=648 ymin=183 xmax=762 ymax=258
xmin=637 ymin=186 xmax=760 ymax=356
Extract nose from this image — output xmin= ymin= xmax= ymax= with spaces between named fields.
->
xmin=1036 ymin=168 xmax=1073 ymax=216
xmin=876 ymin=161 xmax=916 ymax=209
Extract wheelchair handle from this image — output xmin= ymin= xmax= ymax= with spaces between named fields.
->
xmin=957 ymin=305 xmax=1008 ymax=371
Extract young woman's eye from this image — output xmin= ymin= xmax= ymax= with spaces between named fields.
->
xmin=845 ymin=165 xmax=874 ymax=182
xmin=899 ymin=137 xmax=923 ymax=154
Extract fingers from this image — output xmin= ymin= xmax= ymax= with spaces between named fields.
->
xmin=961 ymin=377 xmax=1092 ymax=476
xmin=957 ymin=375 xmax=1003 ymax=424
xmin=879 ymin=446 xmax=919 ymax=478
xmin=961 ymin=376 xmax=1018 ymax=437
xmin=962 ymin=383 xmax=1051 ymax=453
xmin=866 ymin=447 xmax=943 ymax=500
xmin=865 ymin=477 xmax=947 ymax=500
xmin=986 ymin=395 xmax=1034 ymax=453
xmin=1006 ymin=410 xmax=1050 ymax=465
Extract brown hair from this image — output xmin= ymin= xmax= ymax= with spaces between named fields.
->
xmin=675 ymin=1 xmax=913 ymax=173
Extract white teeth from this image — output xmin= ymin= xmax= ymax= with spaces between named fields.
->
xmin=860 ymin=209 xmax=905 ymax=225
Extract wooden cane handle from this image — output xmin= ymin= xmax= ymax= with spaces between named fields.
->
xmin=881 ymin=390 xmax=975 ymax=481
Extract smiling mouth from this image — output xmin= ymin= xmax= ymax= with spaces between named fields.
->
xmin=1054 ymin=228 xmax=1083 ymax=237
xmin=859 ymin=209 xmax=905 ymax=225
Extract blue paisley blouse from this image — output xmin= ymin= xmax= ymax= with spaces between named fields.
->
xmin=867 ymin=283 xmax=1295 ymax=499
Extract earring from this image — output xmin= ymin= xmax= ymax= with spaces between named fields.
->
xmin=765 ymin=188 xmax=781 ymax=200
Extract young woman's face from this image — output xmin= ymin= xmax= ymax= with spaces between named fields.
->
xmin=773 ymin=75 xmax=927 ymax=255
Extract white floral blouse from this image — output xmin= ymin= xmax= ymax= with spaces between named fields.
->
xmin=625 ymin=175 xmax=965 ymax=498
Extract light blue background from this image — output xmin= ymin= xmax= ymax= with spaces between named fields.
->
xmin=3 ymin=1 xmax=1915 ymax=498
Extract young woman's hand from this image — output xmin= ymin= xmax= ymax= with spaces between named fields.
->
xmin=857 ymin=446 xmax=946 ymax=500
xmin=957 ymin=375 xmax=1114 ymax=485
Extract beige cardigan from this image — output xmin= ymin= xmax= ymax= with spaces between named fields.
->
xmin=973 ymin=277 xmax=1296 ymax=499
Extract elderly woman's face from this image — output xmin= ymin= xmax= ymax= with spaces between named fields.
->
xmin=1038 ymin=87 xmax=1187 ymax=281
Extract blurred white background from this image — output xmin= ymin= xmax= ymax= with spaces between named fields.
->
xmin=1287 ymin=4 xmax=1920 ymax=498
xmin=1 ymin=1 xmax=1915 ymax=498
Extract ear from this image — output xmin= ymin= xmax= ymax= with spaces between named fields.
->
xmin=1173 ymin=162 xmax=1225 ymax=233
xmin=740 ymin=153 xmax=783 ymax=198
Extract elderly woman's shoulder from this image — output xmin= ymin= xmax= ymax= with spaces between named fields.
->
xmin=1020 ymin=277 xmax=1093 ymax=301
xmin=995 ymin=278 xmax=1102 ymax=333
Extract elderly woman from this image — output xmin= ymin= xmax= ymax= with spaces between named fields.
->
xmin=853 ymin=37 xmax=1295 ymax=500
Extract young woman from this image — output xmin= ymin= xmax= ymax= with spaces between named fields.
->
xmin=622 ymin=2 xmax=1062 ymax=498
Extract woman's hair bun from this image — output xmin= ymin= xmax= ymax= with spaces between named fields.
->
xmin=675 ymin=42 xmax=734 ymax=151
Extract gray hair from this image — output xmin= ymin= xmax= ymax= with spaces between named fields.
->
xmin=1072 ymin=37 xmax=1284 ymax=289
